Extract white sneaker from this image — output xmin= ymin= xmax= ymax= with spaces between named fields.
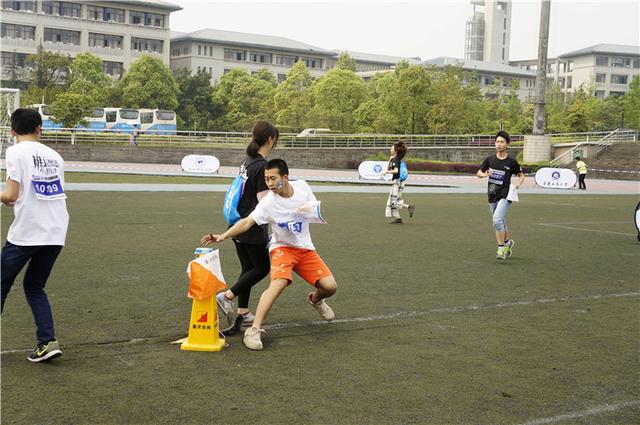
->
xmin=216 ymin=292 xmax=237 ymax=326
xmin=243 ymin=326 xmax=265 ymax=350
xmin=308 ymin=292 xmax=335 ymax=321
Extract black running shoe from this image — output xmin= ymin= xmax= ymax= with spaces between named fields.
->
xmin=27 ymin=340 xmax=62 ymax=363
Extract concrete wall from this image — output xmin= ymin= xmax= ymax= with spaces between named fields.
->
xmin=47 ymin=144 xmax=521 ymax=169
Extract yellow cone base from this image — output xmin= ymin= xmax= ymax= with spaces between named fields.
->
xmin=180 ymin=295 xmax=225 ymax=352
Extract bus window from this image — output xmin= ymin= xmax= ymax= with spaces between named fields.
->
xmin=91 ymin=108 xmax=104 ymax=118
xmin=156 ymin=110 xmax=175 ymax=120
xmin=140 ymin=112 xmax=154 ymax=124
xmin=119 ymin=109 xmax=139 ymax=120
xmin=106 ymin=111 xmax=117 ymax=122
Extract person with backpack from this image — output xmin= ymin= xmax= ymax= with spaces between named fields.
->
xmin=384 ymin=141 xmax=415 ymax=224
xmin=206 ymin=121 xmax=279 ymax=332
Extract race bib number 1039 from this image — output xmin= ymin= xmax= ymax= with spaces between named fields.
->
xmin=32 ymin=178 xmax=67 ymax=200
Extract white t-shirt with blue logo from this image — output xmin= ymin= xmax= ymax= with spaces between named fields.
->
xmin=5 ymin=141 xmax=69 ymax=246
xmin=250 ymin=180 xmax=316 ymax=252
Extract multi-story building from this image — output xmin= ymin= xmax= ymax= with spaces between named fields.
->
xmin=0 ymin=0 xmax=181 ymax=83
xmin=510 ymin=44 xmax=640 ymax=98
xmin=358 ymin=56 xmax=535 ymax=101
xmin=464 ymin=0 xmax=511 ymax=64
xmin=423 ymin=57 xmax=535 ymax=101
xmin=169 ymin=28 xmax=337 ymax=83
xmin=326 ymin=50 xmax=421 ymax=72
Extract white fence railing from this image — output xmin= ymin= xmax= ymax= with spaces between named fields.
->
xmin=550 ymin=129 xmax=638 ymax=167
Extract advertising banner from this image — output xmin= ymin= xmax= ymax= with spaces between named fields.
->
xmin=534 ymin=168 xmax=577 ymax=189
xmin=358 ymin=161 xmax=391 ymax=180
xmin=181 ymin=155 xmax=220 ymax=174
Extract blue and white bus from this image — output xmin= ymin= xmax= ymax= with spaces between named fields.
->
xmin=76 ymin=108 xmax=107 ymax=131
xmin=105 ymin=108 xmax=140 ymax=132
xmin=139 ymin=109 xmax=177 ymax=135
xmin=26 ymin=104 xmax=62 ymax=130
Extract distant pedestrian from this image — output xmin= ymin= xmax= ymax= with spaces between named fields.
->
xmin=477 ymin=131 xmax=524 ymax=260
xmin=575 ymin=156 xmax=587 ymax=190
xmin=384 ymin=141 xmax=415 ymax=224
xmin=1 ymin=108 xmax=69 ymax=362
xmin=129 ymin=130 xmax=139 ymax=146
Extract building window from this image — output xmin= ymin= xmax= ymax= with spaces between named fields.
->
xmin=209 ymin=67 xmax=212 ymax=75
xmin=42 ymin=1 xmax=81 ymax=17
xmin=182 ymin=47 xmax=189 ymax=55
xmin=634 ymin=59 xmax=640 ymax=69
xmin=483 ymin=76 xmax=494 ymax=85
xmin=610 ymin=74 xmax=628 ymax=85
xmin=87 ymin=6 xmax=124 ymax=23
xmin=1 ymin=51 xmax=28 ymax=67
xmin=131 ymin=37 xmax=163 ymax=53
xmin=250 ymin=52 xmax=272 ymax=64
xmin=609 ymin=91 xmax=625 ymax=97
xmin=302 ymin=57 xmax=322 ymax=69
xmin=89 ymin=33 xmax=123 ymax=49
xmin=0 ymin=23 xmax=35 ymax=40
xmin=130 ymin=11 xmax=145 ymax=25
xmin=502 ymin=33 xmax=505 ymax=44
xmin=567 ymin=61 xmax=573 ymax=72
xmin=146 ymin=13 xmax=164 ymax=27
xmin=558 ymin=77 xmax=565 ymax=88
xmin=102 ymin=61 xmax=123 ymax=77
xmin=503 ymin=17 xmax=506 ymax=29
xmin=610 ymin=57 xmax=631 ymax=68
xmin=44 ymin=28 xmax=80 ymax=45
xmin=198 ymin=45 xmax=201 ymax=55
xmin=502 ymin=48 xmax=505 ymax=60
xmin=224 ymin=49 xmax=246 ymax=61
xmin=277 ymin=73 xmax=286 ymax=83
xmin=595 ymin=56 xmax=607 ymax=67
xmin=276 ymin=55 xmax=298 ymax=66
xmin=209 ymin=46 xmax=213 ymax=56
xmin=1 ymin=1 xmax=35 ymax=12
xmin=595 ymin=73 xmax=606 ymax=83
xmin=566 ymin=76 xmax=572 ymax=89
xmin=594 ymin=90 xmax=605 ymax=99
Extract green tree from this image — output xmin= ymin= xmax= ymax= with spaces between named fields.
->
xmin=274 ymin=61 xmax=314 ymax=131
xmin=623 ymin=75 xmax=640 ymax=130
xmin=311 ymin=68 xmax=368 ymax=132
xmin=212 ymin=68 xmax=276 ymax=131
xmin=49 ymin=52 xmax=111 ymax=128
xmin=119 ymin=55 xmax=179 ymax=110
xmin=24 ymin=45 xmax=72 ymax=105
xmin=174 ymin=68 xmax=219 ymax=131
xmin=335 ymin=53 xmax=357 ymax=72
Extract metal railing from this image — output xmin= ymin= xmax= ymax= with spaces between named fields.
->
xmin=550 ymin=129 xmax=637 ymax=167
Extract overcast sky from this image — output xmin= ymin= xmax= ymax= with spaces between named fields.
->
xmin=169 ymin=0 xmax=639 ymax=61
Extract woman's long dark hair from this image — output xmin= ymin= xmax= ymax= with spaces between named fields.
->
xmin=247 ymin=121 xmax=279 ymax=157
xmin=393 ymin=141 xmax=407 ymax=160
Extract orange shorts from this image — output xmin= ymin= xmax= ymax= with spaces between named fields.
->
xmin=269 ymin=247 xmax=333 ymax=286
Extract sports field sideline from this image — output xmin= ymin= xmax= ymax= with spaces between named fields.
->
xmin=1 ymin=187 xmax=638 ymax=424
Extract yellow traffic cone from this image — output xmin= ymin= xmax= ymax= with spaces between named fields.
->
xmin=180 ymin=248 xmax=225 ymax=352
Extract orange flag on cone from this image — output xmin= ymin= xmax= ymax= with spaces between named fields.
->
xmin=187 ymin=249 xmax=227 ymax=300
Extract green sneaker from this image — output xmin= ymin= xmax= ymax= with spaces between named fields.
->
xmin=496 ymin=246 xmax=509 ymax=260
xmin=505 ymin=239 xmax=515 ymax=258
xmin=27 ymin=340 xmax=62 ymax=363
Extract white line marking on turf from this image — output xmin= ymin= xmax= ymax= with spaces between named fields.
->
xmin=516 ymin=400 xmax=640 ymax=425
xmin=263 ymin=292 xmax=640 ymax=331
xmin=536 ymin=223 xmax=636 ymax=236
xmin=522 ymin=200 xmax=628 ymax=211
xmin=1 ymin=292 xmax=638 ymax=354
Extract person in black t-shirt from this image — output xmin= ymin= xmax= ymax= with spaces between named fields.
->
xmin=384 ymin=141 xmax=415 ymax=224
xmin=477 ymin=131 xmax=524 ymax=260
xmin=204 ymin=121 xmax=279 ymax=331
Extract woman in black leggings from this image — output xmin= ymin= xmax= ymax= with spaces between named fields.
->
xmin=216 ymin=121 xmax=279 ymax=330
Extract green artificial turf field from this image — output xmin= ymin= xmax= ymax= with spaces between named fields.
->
xmin=1 ymin=191 xmax=638 ymax=424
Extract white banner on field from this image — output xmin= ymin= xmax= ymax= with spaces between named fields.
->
xmin=181 ymin=155 xmax=220 ymax=174
xmin=534 ymin=167 xmax=577 ymax=189
xmin=358 ymin=161 xmax=391 ymax=180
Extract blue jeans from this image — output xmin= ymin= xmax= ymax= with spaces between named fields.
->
xmin=1 ymin=241 xmax=62 ymax=346
xmin=489 ymin=199 xmax=511 ymax=231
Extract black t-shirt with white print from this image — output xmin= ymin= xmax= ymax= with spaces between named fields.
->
xmin=480 ymin=154 xmax=521 ymax=203
xmin=232 ymin=155 xmax=269 ymax=244
xmin=388 ymin=152 xmax=405 ymax=181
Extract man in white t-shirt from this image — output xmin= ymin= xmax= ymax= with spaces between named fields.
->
xmin=1 ymin=108 xmax=69 ymax=363
xmin=201 ymin=159 xmax=337 ymax=350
